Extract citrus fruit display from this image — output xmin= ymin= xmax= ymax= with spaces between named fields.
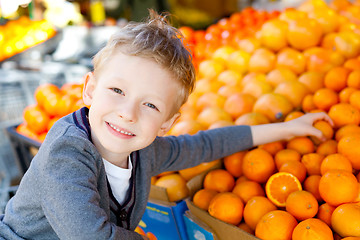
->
xmin=171 ymin=0 xmax=360 ymax=237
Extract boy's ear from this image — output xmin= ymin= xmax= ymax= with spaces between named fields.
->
xmin=157 ymin=113 xmax=181 ymax=136
xmin=82 ymin=72 xmax=96 ymax=106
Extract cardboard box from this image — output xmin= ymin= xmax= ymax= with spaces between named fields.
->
xmin=140 ymin=198 xmax=188 ymax=240
xmin=186 ymin=173 xmax=260 ymax=240
xmin=183 ymin=210 xmax=217 ymax=240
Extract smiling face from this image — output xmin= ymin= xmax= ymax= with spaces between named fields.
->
xmin=83 ymin=51 xmax=181 ymax=166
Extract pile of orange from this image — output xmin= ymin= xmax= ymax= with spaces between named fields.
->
xmin=179 ymin=7 xmax=280 ymax=69
xmin=17 ymin=82 xmax=85 ymax=142
xmin=171 ymin=0 xmax=360 ymax=238
xmin=0 ymin=16 xmax=56 ymax=61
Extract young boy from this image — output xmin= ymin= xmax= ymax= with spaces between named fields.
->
xmin=0 ymin=10 xmax=332 ymax=240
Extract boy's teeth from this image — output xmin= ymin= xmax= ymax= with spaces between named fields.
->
xmin=109 ymin=123 xmax=133 ymax=136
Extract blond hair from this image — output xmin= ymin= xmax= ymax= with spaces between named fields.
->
xmin=92 ymin=9 xmax=195 ymax=114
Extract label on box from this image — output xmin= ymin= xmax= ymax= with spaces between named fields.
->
xmin=183 ymin=211 xmax=216 ymax=240
xmin=140 ymin=200 xmax=188 ymax=240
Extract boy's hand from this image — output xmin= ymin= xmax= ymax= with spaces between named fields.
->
xmin=251 ymin=111 xmax=334 ymax=146
xmin=284 ymin=112 xmax=334 ymax=141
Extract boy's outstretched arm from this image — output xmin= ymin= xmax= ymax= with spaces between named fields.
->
xmin=250 ymin=112 xmax=334 ymax=146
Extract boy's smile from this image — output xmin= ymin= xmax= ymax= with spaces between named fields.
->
xmin=83 ymin=51 xmax=180 ymax=168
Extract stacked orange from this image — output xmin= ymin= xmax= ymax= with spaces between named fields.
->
xmin=178 ymin=7 xmax=280 ymax=69
xmin=173 ymin=0 xmax=360 ymax=238
xmin=0 ymin=16 xmax=56 ymax=61
xmin=17 ymin=82 xmax=85 ymax=142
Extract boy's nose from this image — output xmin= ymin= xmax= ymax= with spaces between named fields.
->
xmin=118 ymin=103 xmax=137 ymax=123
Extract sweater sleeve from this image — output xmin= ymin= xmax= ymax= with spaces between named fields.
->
xmin=147 ymin=125 xmax=253 ymax=176
xmin=38 ymin=134 xmax=143 ymax=240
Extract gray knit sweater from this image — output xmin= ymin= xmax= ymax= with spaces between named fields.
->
xmin=0 ymin=107 xmax=253 ymax=239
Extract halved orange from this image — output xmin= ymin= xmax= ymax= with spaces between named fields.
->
xmin=265 ymin=172 xmax=302 ymax=207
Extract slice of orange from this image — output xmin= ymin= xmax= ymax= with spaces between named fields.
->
xmin=265 ymin=172 xmax=302 ymax=207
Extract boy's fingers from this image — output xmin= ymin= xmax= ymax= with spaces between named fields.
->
xmin=310 ymin=112 xmax=334 ymax=126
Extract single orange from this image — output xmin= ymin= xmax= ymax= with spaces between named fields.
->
xmin=287 ymin=18 xmax=323 ymax=50
xmin=232 ymin=180 xmax=265 ymax=203
xmin=226 ymin=49 xmax=251 ymax=74
xmin=217 ymin=85 xmax=243 ymax=98
xmin=193 ymin=189 xmax=218 ymax=211
xmin=317 ymin=202 xmax=336 ymax=226
xmin=276 ymin=47 xmax=306 ymax=75
xmin=274 ymin=149 xmax=301 ymax=170
xmin=237 ymin=222 xmax=254 ymax=235
xmin=311 ymin=120 xmax=334 ymax=144
xmin=23 ymin=104 xmax=50 ymax=135
xmin=335 ymin=124 xmax=360 ymax=141
xmin=224 ymin=151 xmax=247 ymax=178
xmin=178 ymin=159 xmax=221 ymax=181
xmin=339 ymin=87 xmax=357 ymax=103
xmin=237 ymin=37 xmax=261 ymax=54
xmin=319 ymin=169 xmax=359 ymax=206
xmin=258 ymin=141 xmax=285 ymax=156
xmin=302 ymin=94 xmax=317 ymax=113
xmin=248 ymin=48 xmax=276 ymax=74
xmin=285 ymin=190 xmax=319 ymax=221
xmin=298 ymin=71 xmax=324 ymax=93
xmin=243 ymin=196 xmax=277 ymax=230
xmin=334 ymin=32 xmax=360 ymax=59
xmin=316 ymin=139 xmax=338 ymax=156
xmin=217 ymin=69 xmax=242 ymax=87
xmin=259 ymin=18 xmax=288 ymax=51
xmin=344 ymin=58 xmax=360 ymax=71
xmin=331 ymin=203 xmax=360 ymax=237
xmin=284 ymin=111 xmax=304 ymax=122
xmin=196 ymin=107 xmax=233 ymax=129
xmin=203 ymin=169 xmax=235 ymax=193
xmin=274 ymin=81 xmax=310 ymax=108
xmin=255 ymin=210 xmax=298 ymax=240
xmin=320 ymin=153 xmax=353 ymax=175
xmin=324 ymin=66 xmax=350 ymax=92
xmin=208 ymin=192 xmax=244 ymax=225
xmin=328 ymin=103 xmax=360 ymax=129
xmin=196 ymin=92 xmax=226 ymax=112
xmin=241 ymin=79 xmax=274 ymax=100
xmin=279 ymin=161 xmax=307 ymax=183
xmin=338 ymin=134 xmax=360 ymax=170
xmin=168 ymin=120 xmax=204 ymax=136
xmin=198 ymin=59 xmax=225 ymax=79
xmin=242 ymin=148 xmax=276 ymax=183
xmin=287 ymin=137 xmax=315 ymax=155
xmin=292 ymin=218 xmax=334 ymax=240
xmin=313 ymin=88 xmax=339 ymax=111
xmin=154 ymin=173 xmax=190 ymax=202
xmin=303 ymin=175 xmax=322 ymax=201
xmin=347 ymin=70 xmax=360 ymax=88
xmin=265 ymin=172 xmax=302 ymax=207
xmin=235 ymin=112 xmax=270 ymax=126
xmin=266 ymin=68 xmax=297 ymax=88
xmin=253 ymin=93 xmax=294 ymax=122
xmin=224 ymin=93 xmax=256 ymax=120
xmin=301 ymin=153 xmax=325 ymax=175
xmin=349 ymin=90 xmax=360 ymax=110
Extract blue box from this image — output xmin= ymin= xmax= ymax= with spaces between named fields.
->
xmin=139 ymin=199 xmax=189 ymax=240
xmin=183 ymin=210 xmax=216 ymax=240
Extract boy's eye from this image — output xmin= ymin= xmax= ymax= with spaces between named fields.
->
xmin=145 ymin=103 xmax=158 ymax=111
xmin=112 ymin=88 xmax=124 ymax=95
